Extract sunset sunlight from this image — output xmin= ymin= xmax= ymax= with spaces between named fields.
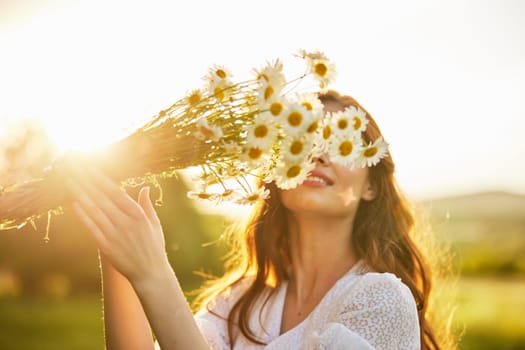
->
xmin=1 ymin=0 xmax=523 ymax=202
xmin=1 ymin=1 xmax=524 ymax=350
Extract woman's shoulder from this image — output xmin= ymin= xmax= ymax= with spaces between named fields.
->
xmin=341 ymin=267 xmax=417 ymax=314
xmin=345 ymin=261 xmax=412 ymax=294
xmin=358 ymin=270 xmax=412 ymax=294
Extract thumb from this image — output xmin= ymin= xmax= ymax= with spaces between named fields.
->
xmin=138 ymin=186 xmax=160 ymax=224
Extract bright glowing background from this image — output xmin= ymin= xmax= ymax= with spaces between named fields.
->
xmin=0 ymin=0 xmax=524 ymax=208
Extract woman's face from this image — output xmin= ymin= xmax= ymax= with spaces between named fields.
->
xmin=279 ymin=100 xmax=375 ymax=218
xmin=279 ymin=156 xmax=373 ymax=218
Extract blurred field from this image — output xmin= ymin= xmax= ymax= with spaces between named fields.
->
xmin=0 ymin=155 xmax=524 ymax=349
xmin=452 ymin=277 xmax=525 ymax=349
xmin=1 ymin=276 xmax=523 ymax=349
xmin=0 ymin=296 xmax=104 ymax=350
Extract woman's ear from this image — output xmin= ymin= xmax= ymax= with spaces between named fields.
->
xmin=361 ymin=180 xmax=377 ymax=201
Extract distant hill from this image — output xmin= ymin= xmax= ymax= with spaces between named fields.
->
xmin=416 ymin=191 xmax=525 ymax=221
xmin=416 ymin=191 xmax=525 ymax=275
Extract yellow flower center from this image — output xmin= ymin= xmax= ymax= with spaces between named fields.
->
xmin=290 ymin=141 xmax=303 ymax=155
xmin=288 ymin=111 xmax=303 ymax=126
xmin=214 ymin=87 xmax=224 ymax=101
xmin=302 ymin=102 xmax=313 ymax=111
xmin=364 ymin=147 xmax=378 ymax=158
xmin=188 ymin=93 xmax=201 ymax=106
xmin=323 ymin=125 xmax=332 ymax=139
xmin=338 ymin=119 xmax=348 ymax=130
xmin=353 ymin=116 xmax=361 ymax=130
xmin=216 ymin=69 xmax=227 ymax=79
xmin=248 ymin=147 xmax=263 ymax=159
xmin=264 ymin=86 xmax=274 ymax=100
xmin=270 ymin=102 xmax=283 ymax=116
xmin=259 ymin=73 xmax=269 ymax=82
xmin=254 ymin=125 xmax=269 ymax=138
xmin=339 ymin=141 xmax=353 ymax=156
xmin=307 ymin=121 xmax=318 ymax=133
xmin=221 ymin=189 xmax=234 ymax=197
xmin=286 ymin=165 xmax=301 ymax=178
xmin=314 ymin=62 xmax=327 ymax=77
xmin=247 ymin=194 xmax=260 ymax=201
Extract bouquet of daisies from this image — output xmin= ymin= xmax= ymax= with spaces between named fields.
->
xmin=0 ymin=50 xmax=388 ymax=234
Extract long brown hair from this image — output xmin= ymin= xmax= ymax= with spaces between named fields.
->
xmin=193 ymin=90 xmax=454 ymax=349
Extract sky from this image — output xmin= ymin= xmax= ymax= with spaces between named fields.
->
xmin=0 ymin=0 xmax=524 ymax=209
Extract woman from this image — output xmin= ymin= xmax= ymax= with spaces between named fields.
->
xmin=67 ymin=90 xmax=443 ymax=349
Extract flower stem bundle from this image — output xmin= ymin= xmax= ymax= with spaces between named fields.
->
xmin=0 ymin=50 xmax=389 ymax=236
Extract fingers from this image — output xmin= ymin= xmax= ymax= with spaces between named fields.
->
xmin=64 ymin=162 xmax=140 ymax=219
xmin=70 ymin=192 xmax=109 ymax=250
xmin=86 ymin=168 xmax=144 ymax=219
xmin=137 ymin=186 xmax=161 ymax=225
xmin=67 ymin=179 xmax=117 ymax=230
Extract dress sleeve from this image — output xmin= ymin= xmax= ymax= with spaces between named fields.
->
xmin=193 ymin=278 xmax=252 ymax=350
xmin=154 ymin=298 xmax=232 ymax=350
xmin=308 ymin=273 xmax=420 ymax=350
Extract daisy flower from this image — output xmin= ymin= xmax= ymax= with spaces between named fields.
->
xmin=280 ymin=102 xmax=313 ymax=137
xmin=272 ymin=159 xmax=315 ymax=190
xmin=204 ymin=64 xmax=233 ymax=83
xmin=245 ymin=114 xmax=279 ymax=150
xmin=218 ymin=189 xmax=239 ymax=202
xmin=194 ymin=118 xmax=224 ymax=142
xmin=240 ymin=145 xmax=271 ymax=168
xmin=202 ymin=65 xmax=234 ymax=101
xmin=356 ymin=136 xmax=389 ymax=167
xmin=235 ymin=187 xmax=270 ymax=205
xmin=328 ymin=133 xmax=362 ymax=167
xmin=299 ymin=49 xmax=329 ymax=61
xmin=184 ymin=89 xmax=204 ymax=108
xmin=258 ymin=95 xmax=288 ymax=120
xmin=294 ymin=92 xmax=323 ymax=116
xmin=253 ymin=59 xmax=286 ymax=90
xmin=257 ymin=80 xmax=287 ymax=107
xmin=309 ymin=114 xmax=333 ymax=155
xmin=187 ymin=190 xmax=219 ymax=202
xmin=320 ymin=116 xmax=333 ymax=141
xmin=346 ymin=105 xmax=368 ymax=134
xmin=192 ymin=171 xmax=220 ymax=187
xmin=208 ymin=78 xmax=234 ymax=102
xmin=279 ymin=135 xmax=314 ymax=163
xmin=293 ymin=92 xmax=324 ymax=134
xmin=331 ymin=109 xmax=354 ymax=133
xmin=301 ymin=50 xmax=336 ymax=88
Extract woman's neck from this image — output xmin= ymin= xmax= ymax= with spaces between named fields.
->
xmin=285 ymin=212 xmax=358 ymax=304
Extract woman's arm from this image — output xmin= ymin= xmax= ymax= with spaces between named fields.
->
xmin=100 ymin=256 xmax=153 ymax=350
xmin=100 ymin=256 xmax=154 ymax=350
xmin=67 ymin=167 xmax=209 ymax=350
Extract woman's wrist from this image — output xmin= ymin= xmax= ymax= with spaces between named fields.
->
xmin=130 ymin=259 xmax=180 ymax=298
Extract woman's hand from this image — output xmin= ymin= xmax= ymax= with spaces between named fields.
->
xmin=66 ymin=167 xmax=171 ymax=286
xmin=66 ymin=166 xmax=211 ymax=350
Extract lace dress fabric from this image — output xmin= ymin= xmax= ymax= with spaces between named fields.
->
xmin=192 ymin=262 xmax=421 ymax=350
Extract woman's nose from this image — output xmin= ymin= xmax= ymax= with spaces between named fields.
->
xmin=313 ymin=153 xmax=331 ymax=166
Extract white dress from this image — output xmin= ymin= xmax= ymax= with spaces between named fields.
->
xmin=193 ymin=261 xmax=421 ymax=350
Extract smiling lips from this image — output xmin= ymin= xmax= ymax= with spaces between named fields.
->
xmin=302 ymin=170 xmax=334 ymax=187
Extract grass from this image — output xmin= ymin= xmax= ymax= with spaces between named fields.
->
xmin=0 ymin=296 xmax=104 ymax=350
xmin=0 ymin=277 xmax=523 ymax=349
xmin=452 ymin=276 xmax=525 ymax=350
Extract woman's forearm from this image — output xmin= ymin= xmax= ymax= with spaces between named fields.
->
xmin=101 ymin=256 xmax=155 ymax=350
xmin=131 ymin=262 xmax=210 ymax=350
xmin=68 ymin=175 xmax=209 ymax=349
